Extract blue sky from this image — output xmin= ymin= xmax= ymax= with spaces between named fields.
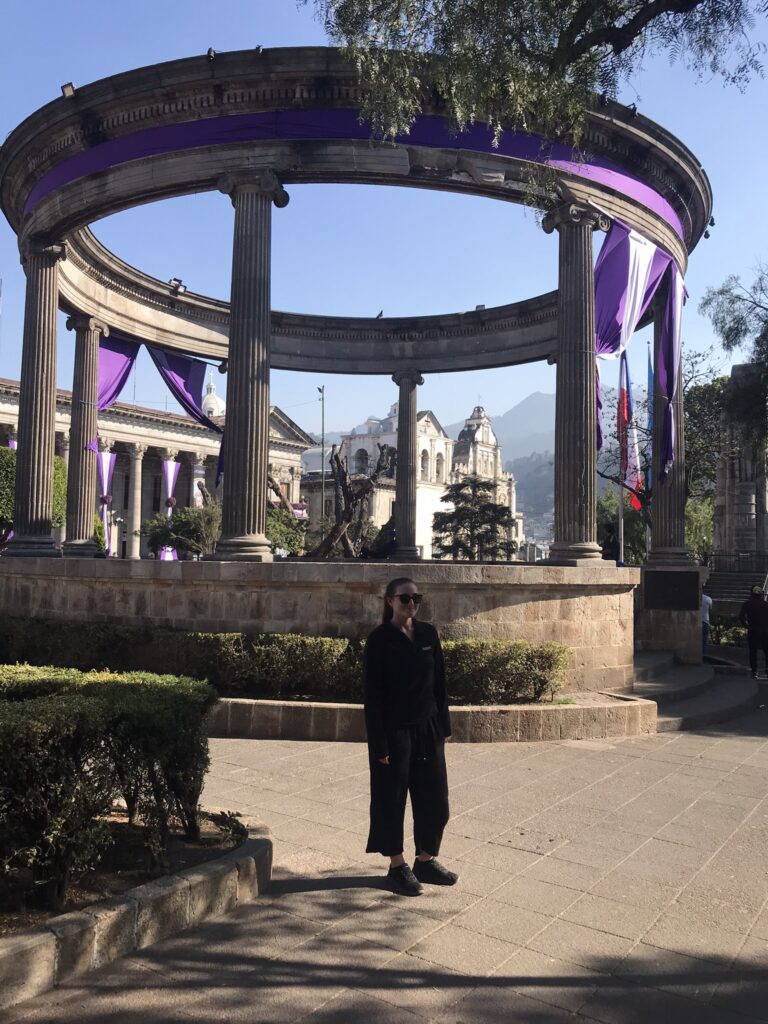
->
xmin=0 ymin=2 xmax=765 ymax=436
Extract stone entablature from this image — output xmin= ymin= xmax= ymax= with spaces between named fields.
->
xmin=0 ymin=558 xmax=640 ymax=693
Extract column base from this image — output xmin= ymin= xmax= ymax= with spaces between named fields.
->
xmin=63 ymin=538 xmax=99 ymax=558
xmin=646 ymin=547 xmax=690 ymax=565
xmin=392 ymin=545 xmax=421 ymax=562
xmin=211 ymin=534 xmax=273 ymax=562
xmin=3 ymin=535 xmax=62 ymax=558
xmin=546 ymin=541 xmax=602 ymax=566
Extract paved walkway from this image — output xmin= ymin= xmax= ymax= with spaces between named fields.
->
xmin=6 ymin=713 xmax=768 ymax=1023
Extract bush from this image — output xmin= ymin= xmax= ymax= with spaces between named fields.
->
xmin=0 ymin=666 xmax=217 ymax=908
xmin=443 ymin=639 xmax=568 ymax=703
xmin=0 ymin=694 xmax=116 ymax=911
xmin=709 ymin=614 xmax=747 ymax=646
xmin=0 ymin=618 xmax=569 ymax=705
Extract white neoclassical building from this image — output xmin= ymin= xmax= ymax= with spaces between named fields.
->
xmin=0 ymin=376 xmax=313 ymax=558
xmin=301 ymin=402 xmax=523 ymax=558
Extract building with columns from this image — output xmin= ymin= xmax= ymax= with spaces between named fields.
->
xmin=0 ymin=376 xmax=313 ymax=558
xmin=302 ymin=402 xmax=523 ymax=559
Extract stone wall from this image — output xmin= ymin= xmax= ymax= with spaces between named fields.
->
xmin=0 ymin=559 xmax=639 ymax=693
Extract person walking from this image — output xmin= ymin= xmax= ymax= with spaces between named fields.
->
xmin=739 ymin=585 xmax=768 ymax=680
xmin=701 ymin=589 xmax=713 ymax=651
xmin=363 ymin=577 xmax=458 ymax=896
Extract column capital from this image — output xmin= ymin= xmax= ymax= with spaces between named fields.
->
xmin=127 ymin=443 xmax=148 ymax=460
xmin=98 ymin=436 xmax=113 ymax=453
xmin=20 ymin=234 xmax=67 ymax=266
xmin=542 ymin=202 xmax=610 ymax=236
xmin=187 ymin=451 xmax=208 ymax=467
xmin=392 ymin=369 xmax=424 ymax=388
xmin=65 ymin=314 xmax=110 ymax=337
xmin=218 ymin=170 xmax=290 ymax=208
xmin=159 ymin=448 xmax=179 ymax=462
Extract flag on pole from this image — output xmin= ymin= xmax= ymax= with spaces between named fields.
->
xmin=618 ymin=351 xmax=643 ymax=510
xmin=646 ymin=344 xmax=654 ymax=491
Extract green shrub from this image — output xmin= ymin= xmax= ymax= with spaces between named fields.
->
xmin=709 ymin=614 xmax=747 ymax=646
xmin=0 ymin=618 xmax=569 ymax=705
xmin=0 ymin=666 xmax=217 ymax=905
xmin=0 ymin=694 xmax=116 ymax=911
xmin=443 ymin=639 xmax=569 ymax=704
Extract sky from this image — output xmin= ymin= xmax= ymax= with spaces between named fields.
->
xmin=0 ymin=2 xmax=765 ymax=437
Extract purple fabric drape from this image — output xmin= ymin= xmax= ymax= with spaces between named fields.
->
xmin=146 ymin=347 xmax=223 ymax=434
xmin=7 ymin=439 xmax=16 ymax=450
xmin=658 ymin=264 xmax=686 ymax=477
xmin=97 ymin=450 xmax=117 ymax=556
xmin=160 ymin=458 xmax=181 ymax=561
xmin=594 ymin=222 xmax=672 ymax=449
xmin=98 ymin=337 xmax=141 ymax=410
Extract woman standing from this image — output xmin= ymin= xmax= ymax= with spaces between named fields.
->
xmin=363 ymin=577 xmax=458 ymax=896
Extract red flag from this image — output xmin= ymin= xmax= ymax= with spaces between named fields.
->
xmin=618 ymin=352 xmax=643 ymax=510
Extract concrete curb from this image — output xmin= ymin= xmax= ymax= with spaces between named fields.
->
xmin=206 ymin=694 xmax=657 ymax=743
xmin=0 ymin=817 xmax=271 ymax=1013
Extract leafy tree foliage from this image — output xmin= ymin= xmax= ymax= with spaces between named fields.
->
xmin=700 ymin=265 xmax=768 ymax=451
xmin=140 ymin=502 xmax=223 ymax=558
xmin=433 ymin=474 xmax=518 ymax=561
xmin=266 ymin=507 xmax=307 ymax=556
xmin=597 ymin=486 xmax=646 ymax=565
xmin=685 ymin=494 xmax=714 ymax=564
xmin=306 ymin=0 xmax=764 ymax=144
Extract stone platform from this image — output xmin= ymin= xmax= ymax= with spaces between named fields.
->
xmin=0 ymin=559 xmax=639 ymax=693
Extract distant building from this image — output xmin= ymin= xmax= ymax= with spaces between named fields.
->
xmin=301 ymin=403 xmax=523 ymax=558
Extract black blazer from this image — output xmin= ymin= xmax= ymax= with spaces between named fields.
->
xmin=363 ymin=619 xmax=451 ymax=759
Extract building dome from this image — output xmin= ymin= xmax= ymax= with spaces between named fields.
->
xmin=203 ymin=374 xmax=226 ymax=420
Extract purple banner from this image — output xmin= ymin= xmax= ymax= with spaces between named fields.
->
xmin=96 ymin=450 xmax=117 ymax=555
xmin=98 ymin=336 xmax=141 ymax=410
xmin=24 ymin=108 xmax=682 ymax=238
xmin=160 ymin=458 xmax=181 ymax=561
xmin=7 ymin=438 xmax=17 ymax=450
xmin=146 ymin=347 xmax=222 ymax=434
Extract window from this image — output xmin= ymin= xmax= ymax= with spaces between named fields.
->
xmin=122 ymin=470 xmax=130 ymax=510
xmin=152 ymin=475 xmax=161 ymax=512
xmin=420 ymin=450 xmax=429 ymax=481
xmin=354 ymin=448 xmax=369 ymax=475
xmin=435 ymin=453 xmax=444 ymax=483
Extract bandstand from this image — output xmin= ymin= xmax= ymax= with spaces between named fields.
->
xmin=0 ymin=47 xmax=712 ymax=686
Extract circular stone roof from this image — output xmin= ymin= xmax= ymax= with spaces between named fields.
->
xmin=0 ymin=47 xmax=712 ymax=375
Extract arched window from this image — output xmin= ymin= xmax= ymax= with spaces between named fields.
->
xmin=435 ymin=453 xmax=445 ymax=483
xmin=354 ymin=448 xmax=369 ymax=475
xmin=421 ymin=450 xmax=430 ymax=481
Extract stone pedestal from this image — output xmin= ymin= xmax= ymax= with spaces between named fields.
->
xmin=392 ymin=369 xmax=423 ymax=561
xmin=213 ymin=171 xmax=289 ymax=562
xmin=6 ymin=237 xmax=66 ymax=557
xmin=63 ymin=315 xmax=108 ymax=558
xmin=543 ymin=203 xmax=608 ymax=565
xmin=648 ymin=297 xmax=689 ymax=564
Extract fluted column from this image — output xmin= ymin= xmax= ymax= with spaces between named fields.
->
xmin=63 ymin=315 xmax=108 ymax=556
xmin=543 ymin=203 xmax=609 ymax=565
xmin=214 ymin=170 xmax=289 ymax=561
xmin=188 ymin=452 xmax=207 ymax=507
xmin=648 ymin=295 xmax=689 ymax=562
xmin=6 ymin=236 xmax=66 ymax=557
xmin=393 ymin=368 xmax=424 ymax=561
xmin=127 ymin=444 xmax=147 ymax=559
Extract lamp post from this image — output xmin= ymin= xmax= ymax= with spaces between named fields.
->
xmin=318 ymin=385 xmax=325 ymax=541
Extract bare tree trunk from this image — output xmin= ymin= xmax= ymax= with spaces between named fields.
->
xmin=267 ymin=474 xmax=294 ymax=514
xmin=305 ymin=444 xmax=396 ymax=559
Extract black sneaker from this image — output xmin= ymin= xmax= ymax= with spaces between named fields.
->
xmin=412 ymin=858 xmax=459 ymax=886
xmin=752 ymin=672 xmax=759 ymax=679
xmin=387 ymin=864 xmax=423 ymax=896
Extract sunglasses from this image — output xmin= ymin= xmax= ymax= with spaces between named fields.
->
xmin=395 ymin=593 xmax=423 ymax=606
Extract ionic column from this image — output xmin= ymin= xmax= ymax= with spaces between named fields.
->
xmin=188 ymin=452 xmax=207 ymax=507
xmin=543 ymin=203 xmax=609 ymax=564
xmin=6 ymin=236 xmax=66 ymax=557
xmin=648 ymin=295 xmax=688 ymax=563
xmin=393 ymin=368 xmax=424 ymax=560
xmin=214 ymin=170 xmax=289 ymax=561
xmin=127 ymin=444 xmax=147 ymax=559
xmin=63 ymin=315 xmax=108 ymax=557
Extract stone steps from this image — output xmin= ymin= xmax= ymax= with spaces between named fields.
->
xmin=632 ymin=652 xmax=759 ymax=732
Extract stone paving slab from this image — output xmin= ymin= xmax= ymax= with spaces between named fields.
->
xmin=6 ymin=712 xmax=768 ymax=1023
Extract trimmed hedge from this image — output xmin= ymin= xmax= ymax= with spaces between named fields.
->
xmin=0 ymin=665 xmax=217 ymax=910
xmin=0 ymin=618 xmax=568 ymax=704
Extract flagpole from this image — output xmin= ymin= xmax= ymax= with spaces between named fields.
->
xmin=618 ymin=486 xmax=625 ymax=564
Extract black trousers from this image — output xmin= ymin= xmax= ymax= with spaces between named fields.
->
xmin=748 ymin=631 xmax=768 ymax=674
xmin=366 ymin=724 xmax=449 ymax=857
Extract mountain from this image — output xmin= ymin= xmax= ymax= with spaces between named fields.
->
xmin=507 ymin=451 xmax=554 ymax=518
xmin=445 ymin=392 xmax=555 ymax=462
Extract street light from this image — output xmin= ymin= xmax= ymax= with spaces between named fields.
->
xmin=317 ymin=385 xmax=325 ymax=541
